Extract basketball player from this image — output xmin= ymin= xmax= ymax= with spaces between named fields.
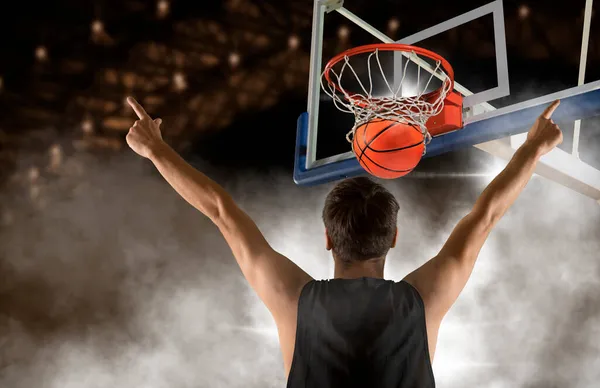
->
xmin=126 ymin=96 xmax=562 ymax=387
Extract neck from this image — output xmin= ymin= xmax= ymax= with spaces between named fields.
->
xmin=333 ymin=257 xmax=385 ymax=279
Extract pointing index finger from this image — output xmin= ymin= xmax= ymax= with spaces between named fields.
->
xmin=542 ymin=100 xmax=560 ymax=120
xmin=127 ymin=97 xmax=149 ymax=119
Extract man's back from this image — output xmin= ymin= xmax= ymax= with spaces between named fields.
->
xmin=287 ymin=278 xmax=435 ymax=388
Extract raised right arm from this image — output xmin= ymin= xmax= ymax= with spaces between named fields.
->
xmin=403 ymin=100 xmax=563 ymax=358
xmin=125 ymin=97 xmax=312 ymax=323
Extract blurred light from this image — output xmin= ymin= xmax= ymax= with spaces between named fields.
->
xmin=82 ymin=118 xmax=94 ymax=134
xmin=91 ymin=19 xmax=104 ymax=34
xmin=518 ymin=5 xmax=530 ymax=19
xmin=35 ymin=46 xmax=48 ymax=62
xmin=0 ymin=76 xmax=3 ymax=91
xmin=400 ymin=81 xmax=419 ymax=98
xmin=157 ymin=0 xmax=170 ymax=18
xmin=338 ymin=25 xmax=350 ymax=40
xmin=122 ymin=72 xmax=136 ymax=89
xmin=49 ymin=144 xmax=62 ymax=170
xmin=229 ymin=52 xmax=241 ymax=68
xmin=288 ymin=34 xmax=300 ymax=50
xmin=173 ymin=71 xmax=187 ymax=91
xmin=28 ymin=167 xmax=39 ymax=182
xmin=388 ymin=18 xmax=400 ymax=32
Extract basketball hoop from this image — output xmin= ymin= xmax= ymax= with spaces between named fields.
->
xmin=321 ymin=43 xmax=462 ymax=154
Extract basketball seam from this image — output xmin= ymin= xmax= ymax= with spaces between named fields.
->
xmin=358 ymin=148 xmax=417 ymax=173
xmin=363 ymin=121 xmax=400 ymax=151
xmin=355 ymin=121 xmax=376 ymax=174
xmin=367 ymin=122 xmax=424 ymax=153
xmin=354 ymin=120 xmax=424 ymax=176
xmin=357 ymin=121 xmax=396 ymax=164
xmin=367 ymin=140 xmax=424 ymax=153
xmin=354 ymin=128 xmax=417 ymax=173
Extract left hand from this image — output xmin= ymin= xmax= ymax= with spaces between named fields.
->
xmin=525 ymin=100 xmax=563 ymax=157
xmin=126 ymin=96 xmax=164 ymax=158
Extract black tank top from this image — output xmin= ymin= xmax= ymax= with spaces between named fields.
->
xmin=286 ymin=277 xmax=435 ymax=388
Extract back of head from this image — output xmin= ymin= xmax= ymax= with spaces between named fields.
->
xmin=322 ymin=177 xmax=399 ymax=264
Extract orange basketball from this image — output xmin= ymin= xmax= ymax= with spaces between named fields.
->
xmin=352 ymin=119 xmax=425 ymax=179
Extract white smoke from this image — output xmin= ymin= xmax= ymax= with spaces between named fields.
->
xmin=1 ymin=123 xmax=599 ymax=388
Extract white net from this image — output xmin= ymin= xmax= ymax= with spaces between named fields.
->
xmin=321 ymin=48 xmax=453 ymax=152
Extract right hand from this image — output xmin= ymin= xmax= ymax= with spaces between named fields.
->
xmin=526 ymin=100 xmax=563 ymax=156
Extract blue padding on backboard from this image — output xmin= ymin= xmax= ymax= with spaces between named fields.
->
xmin=294 ymin=85 xmax=600 ymax=186
xmin=426 ymin=86 xmax=600 ymax=158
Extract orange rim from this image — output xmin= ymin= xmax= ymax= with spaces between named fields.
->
xmin=323 ymin=43 xmax=454 ymax=105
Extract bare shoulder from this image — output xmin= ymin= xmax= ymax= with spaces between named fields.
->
xmin=251 ymin=249 xmax=313 ymax=320
xmin=403 ymin=255 xmax=464 ymax=322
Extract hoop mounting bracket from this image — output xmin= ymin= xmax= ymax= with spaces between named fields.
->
xmin=319 ymin=0 xmax=344 ymax=13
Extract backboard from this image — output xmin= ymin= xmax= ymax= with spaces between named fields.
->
xmin=293 ymin=0 xmax=600 ymax=203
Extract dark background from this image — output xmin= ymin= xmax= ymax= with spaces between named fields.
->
xmin=0 ymin=0 xmax=599 ymax=174
xmin=1 ymin=1 xmax=600 ymax=387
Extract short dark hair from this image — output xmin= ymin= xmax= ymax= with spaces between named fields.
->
xmin=322 ymin=177 xmax=399 ymax=264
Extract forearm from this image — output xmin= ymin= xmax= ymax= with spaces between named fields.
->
xmin=148 ymin=142 xmax=228 ymax=222
xmin=429 ymin=141 xmax=543 ymax=312
xmin=474 ymin=141 xmax=542 ymax=222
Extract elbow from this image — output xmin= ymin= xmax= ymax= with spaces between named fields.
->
xmin=472 ymin=200 xmax=501 ymax=230
xmin=212 ymin=190 xmax=245 ymax=230
xmin=209 ymin=188 xmax=232 ymax=225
